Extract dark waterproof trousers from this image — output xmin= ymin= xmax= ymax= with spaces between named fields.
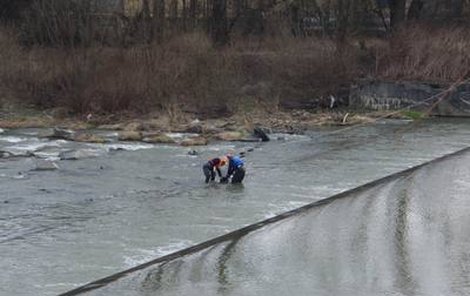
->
xmin=203 ymin=163 xmax=215 ymax=183
xmin=231 ymin=167 xmax=246 ymax=183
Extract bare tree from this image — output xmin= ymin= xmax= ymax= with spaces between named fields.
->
xmin=211 ymin=0 xmax=228 ymax=45
xmin=389 ymin=0 xmax=406 ymax=29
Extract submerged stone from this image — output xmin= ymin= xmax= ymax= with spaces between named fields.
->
xmin=32 ymin=160 xmax=59 ymax=171
xmin=59 ymin=149 xmax=101 ymax=160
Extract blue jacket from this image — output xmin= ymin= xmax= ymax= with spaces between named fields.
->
xmin=227 ymin=156 xmax=244 ymax=176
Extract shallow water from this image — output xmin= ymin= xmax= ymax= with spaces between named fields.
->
xmin=1 ymin=118 xmax=470 ymax=296
xmin=82 ymin=148 xmax=470 ymax=296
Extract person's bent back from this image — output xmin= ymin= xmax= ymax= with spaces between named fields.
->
xmin=226 ymin=155 xmax=245 ymax=184
xmin=202 ymin=157 xmax=227 ymax=183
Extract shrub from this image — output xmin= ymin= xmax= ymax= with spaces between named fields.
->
xmin=374 ymin=24 xmax=470 ymax=82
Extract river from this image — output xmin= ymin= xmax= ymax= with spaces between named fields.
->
xmin=1 ymin=118 xmax=470 ymax=296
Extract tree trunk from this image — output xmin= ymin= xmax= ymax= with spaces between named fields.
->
xmin=190 ymin=0 xmax=197 ymax=27
xmin=153 ymin=0 xmax=166 ymax=41
xmin=407 ymin=0 xmax=423 ymax=20
xmin=389 ymin=0 xmax=406 ymax=29
xmin=211 ymin=0 xmax=228 ymax=46
xmin=336 ymin=0 xmax=347 ymax=41
xmin=451 ymin=0 xmax=463 ymax=17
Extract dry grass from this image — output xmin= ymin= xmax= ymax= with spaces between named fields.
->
xmin=374 ymin=24 xmax=470 ymax=82
xmin=3 ymin=23 xmax=469 ymax=119
xmin=0 ymin=30 xmax=358 ymax=118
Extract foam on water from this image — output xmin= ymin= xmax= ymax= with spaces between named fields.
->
xmin=206 ymin=144 xmax=236 ymax=152
xmin=100 ymin=143 xmax=155 ymax=152
xmin=5 ymin=139 xmax=64 ymax=153
xmin=271 ymin=133 xmax=311 ymax=141
xmin=166 ymin=133 xmax=199 ymax=139
xmin=123 ymin=240 xmax=193 ymax=268
xmin=32 ymin=151 xmax=61 ymax=160
xmin=0 ymin=136 xmax=29 ymax=143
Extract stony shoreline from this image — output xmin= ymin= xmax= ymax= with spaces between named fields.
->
xmin=0 ymin=106 xmax=406 ymax=146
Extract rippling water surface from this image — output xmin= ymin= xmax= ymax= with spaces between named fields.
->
xmin=1 ymin=118 xmax=470 ymax=296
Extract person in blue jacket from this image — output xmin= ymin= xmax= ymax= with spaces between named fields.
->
xmin=222 ymin=154 xmax=245 ymax=184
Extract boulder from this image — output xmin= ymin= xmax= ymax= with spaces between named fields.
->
xmin=203 ymin=126 xmax=224 ymax=134
xmin=0 ymin=128 xmax=4 ymax=134
xmin=215 ymin=131 xmax=248 ymax=141
xmin=239 ymin=137 xmax=262 ymax=142
xmin=0 ymin=151 xmax=12 ymax=158
xmin=124 ymin=122 xmax=145 ymax=131
xmin=98 ymin=123 xmax=124 ymax=130
xmin=253 ymin=127 xmax=270 ymax=142
xmin=188 ymin=149 xmax=199 ymax=156
xmin=178 ymin=120 xmax=225 ymax=135
xmin=118 ymin=131 xmax=143 ymax=141
xmin=44 ymin=127 xmax=75 ymax=140
xmin=143 ymin=134 xmax=176 ymax=144
xmin=72 ymin=133 xmax=106 ymax=143
xmin=183 ymin=122 xmax=204 ymax=134
xmin=49 ymin=107 xmax=71 ymax=119
xmin=180 ymin=136 xmax=209 ymax=146
xmin=59 ymin=149 xmax=101 ymax=160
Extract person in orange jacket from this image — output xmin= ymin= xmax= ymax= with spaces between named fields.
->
xmin=202 ymin=156 xmax=228 ymax=183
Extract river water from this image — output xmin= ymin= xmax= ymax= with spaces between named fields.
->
xmin=1 ymin=118 xmax=470 ymax=296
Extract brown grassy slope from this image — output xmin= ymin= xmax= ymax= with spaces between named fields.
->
xmin=375 ymin=24 xmax=470 ymax=82
xmin=0 ymin=30 xmax=359 ymax=117
xmin=1 ymin=25 xmax=470 ymax=120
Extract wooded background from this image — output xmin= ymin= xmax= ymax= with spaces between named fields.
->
xmin=1 ymin=0 xmax=469 ymax=46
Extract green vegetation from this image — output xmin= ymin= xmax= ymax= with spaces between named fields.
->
xmin=400 ymin=110 xmax=426 ymax=120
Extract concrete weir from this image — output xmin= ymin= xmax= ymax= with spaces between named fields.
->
xmin=60 ymin=146 xmax=470 ymax=296
xmin=349 ymin=81 xmax=470 ymax=116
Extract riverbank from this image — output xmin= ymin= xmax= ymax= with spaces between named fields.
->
xmin=2 ymin=24 xmax=468 ymax=145
xmin=0 ymin=99 xmax=392 ymax=146
xmin=2 ymin=25 xmax=469 ymax=124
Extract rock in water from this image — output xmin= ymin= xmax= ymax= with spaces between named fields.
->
xmin=215 ymin=131 xmax=246 ymax=141
xmin=188 ymin=149 xmax=199 ymax=156
xmin=32 ymin=160 xmax=59 ymax=171
xmin=48 ymin=127 xmax=75 ymax=140
xmin=118 ymin=131 xmax=143 ymax=141
xmin=253 ymin=127 xmax=270 ymax=142
xmin=72 ymin=133 xmax=106 ymax=143
xmin=59 ymin=149 xmax=101 ymax=160
xmin=0 ymin=150 xmax=12 ymax=158
xmin=180 ymin=137 xmax=208 ymax=146
xmin=239 ymin=137 xmax=262 ymax=142
xmin=142 ymin=134 xmax=176 ymax=144
xmin=0 ymin=128 xmax=4 ymax=134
